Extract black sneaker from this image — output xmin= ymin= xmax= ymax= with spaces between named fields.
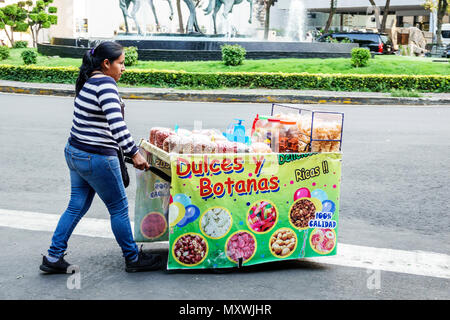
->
xmin=125 ymin=247 xmax=162 ymax=273
xmin=39 ymin=254 xmax=71 ymax=274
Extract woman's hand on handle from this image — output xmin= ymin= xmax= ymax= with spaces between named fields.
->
xmin=132 ymin=151 xmax=150 ymax=171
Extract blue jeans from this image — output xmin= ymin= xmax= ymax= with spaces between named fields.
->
xmin=48 ymin=143 xmax=139 ymax=261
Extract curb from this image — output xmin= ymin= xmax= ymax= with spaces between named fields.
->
xmin=0 ymin=83 xmax=449 ymax=106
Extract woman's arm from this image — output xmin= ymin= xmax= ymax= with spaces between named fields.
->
xmin=97 ymin=78 xmax=139 ymax=157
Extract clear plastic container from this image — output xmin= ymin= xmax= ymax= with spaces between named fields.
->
xmin=266 ymin=118 xmax=281 ymax=153
xmin=251 ymin=114 xmax=270 ymax=143
xmin=279 ymin=120 xmax=300 ymax=153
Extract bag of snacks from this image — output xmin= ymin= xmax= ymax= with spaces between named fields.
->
xmin=191 ymin=134 xmax=217 ymax=154
xmin=250 ymin=142 xmax=272 ymax=153
xmin=180 ymin=136 xmax=194 ymax=154
xmin=155 ymin=129 xmax=175 ymax=149
xmin=149 ymin=127 xmax=172 ymax=145
xmin=176 ymin=128 xmax=192 ymax=137
xmin=216 ymin=140 xmax=236 ymax=153
xmin=233 ymin=142 xmax=250 ymax=153
xmin=163 ymin=135 xmax=183 ymax=153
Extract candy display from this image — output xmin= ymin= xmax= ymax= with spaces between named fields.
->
xmin=310 ymin=228 xmax=336 ymax=254
xmin=226 ymin=231 xmax=256 ymax=263
xmin=200 ymin=207 xmax=232 ymax=239
xmin=173 ymin=233 xmax=208 ymax=265
xmin=289 ymin=198 xmax=316 ymax=229
xmin=247 ymin=200 xmax=277 ymax=233
xmin=139 ymin=104 xmax=343 ymax=270
xmin=269 ymin=228 xmax=297 ymax=257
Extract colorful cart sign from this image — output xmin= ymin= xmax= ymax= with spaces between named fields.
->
xmin=166 ymin=152 xmax=342 ymax=270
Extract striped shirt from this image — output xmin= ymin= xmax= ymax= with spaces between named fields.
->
xmin=69 ymin=76 xmax=139 ymax=158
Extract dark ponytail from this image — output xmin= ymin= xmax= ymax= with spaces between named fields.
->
xmin=75 ymin=41 xmax=124 ymax=95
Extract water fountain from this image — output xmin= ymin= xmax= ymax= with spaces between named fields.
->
xmin=285 ymin=0 xmax=307 ymax=42
xmin=39 ymin=0 xmax=357 ymax=61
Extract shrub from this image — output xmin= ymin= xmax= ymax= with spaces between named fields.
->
xmin=21 ymin=49 xmax=38 ymax=65
xmin=221 ymin=44 xmax=246 ymax=66
xmin=351 ymin=48 xmax=371 ymax=67
xmin=124 ymin=46 xmax=138 ymax=66
xmin=0 ymin=46 xmax=10 ymax=60
xmin=0 ymin=65 xmax=448 ymax=93
xmin=13 ymin=41 xmax=28 ymax=49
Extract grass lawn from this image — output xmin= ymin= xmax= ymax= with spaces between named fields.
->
xmin=1 ymin=48 xmax=449 ymax=76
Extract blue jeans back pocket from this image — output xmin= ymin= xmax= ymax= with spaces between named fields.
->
xmin=72 ymin=154 xmax=92 ymax=176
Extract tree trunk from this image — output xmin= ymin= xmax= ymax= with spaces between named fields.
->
xmin=264 ymin=1 xmax=270 ymax=40
xmin=10 ymin=27 xmax=14 ymax=47
xmin=324 ymin=0 xmax=336 ymax=33
xmin=35 ymin=26 xmax=42 ymax=46
xmin=368 ymin=0 xmax=381 ymax=31
xmin=380 ymin=0 xmax=391 ymax=33
xmin=436 ymin=0 xmax=448 ymax=45
xmin=31 ymin=27 xmax=36 ymax=48
xmin=176 ymin=0 xmax=184 ymax=33
xmin=3 ymin=26 xmax=13 ymax=47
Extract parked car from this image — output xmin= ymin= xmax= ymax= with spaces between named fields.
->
xmin=317 ymin=32 xmax=394 ymax=54
xmin=441 ymin=24 xmax=450 ymax=46
xmin=443 ymin=44 xmax=450 ymax=58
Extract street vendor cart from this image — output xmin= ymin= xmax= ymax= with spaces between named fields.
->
xmin=133 ymin=104 xmax=344 ymax=270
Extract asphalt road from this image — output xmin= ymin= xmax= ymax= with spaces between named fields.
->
xmin=0 ymin=93 xmax=449 ymax=300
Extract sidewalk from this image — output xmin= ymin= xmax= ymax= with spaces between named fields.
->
xmin=1 ymin=79 xmax=449 ymax=105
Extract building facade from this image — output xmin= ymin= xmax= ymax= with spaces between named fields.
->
xmin=304 ymin=0 xmax=449 ymax=34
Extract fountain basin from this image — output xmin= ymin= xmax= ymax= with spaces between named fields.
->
xmin=38 ymin=36 xmax=358 ymax=61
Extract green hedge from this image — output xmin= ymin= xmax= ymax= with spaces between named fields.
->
xmin=0 ymin=64 xmax=448 ymax=92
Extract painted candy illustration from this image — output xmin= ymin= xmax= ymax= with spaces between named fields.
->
xmin=247 ymin=200 xmax=277 ymax=233
xmin=140 ymin=212 xmax=167 ymax=239
xmin=310 ymin=228 xmax=336 ymax=254
xmin=226 ymin=231 xmax=256 ymax=263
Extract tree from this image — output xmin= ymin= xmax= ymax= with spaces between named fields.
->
xmin=255 ymin=0 xmax=277 ymax=40
xmin=423 ymin=0 xmax=449 ymax=45
xmin=176 ymin=0 xmax=184 ymax=33
xmin=25 ymin=0 xmax=58 ymax=47
xmin=380 ymin=0 xmax=391 ymax=33
xmin=0 ymin=3 xmax=29 ymax=47
xmin=324 ymin=0 xmax=337 ymax=34
xmin=368 ymin=0 xmax=391 ymax=33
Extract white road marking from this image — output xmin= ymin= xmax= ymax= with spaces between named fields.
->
xmin=0 ymin=208 xmax=449 ymax=279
